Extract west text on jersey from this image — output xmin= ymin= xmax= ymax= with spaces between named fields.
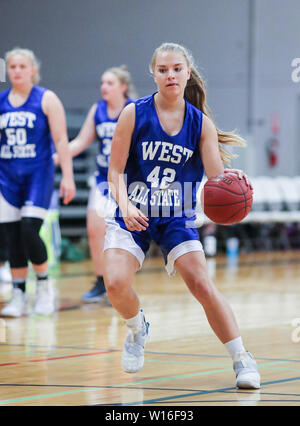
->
xmin=142 ymin=141 xmax=193 ymax=164
xmin=96 ymin=122 xmax=116 ymax=138
xmin=0 ymin=111 xmax=36 ymax=129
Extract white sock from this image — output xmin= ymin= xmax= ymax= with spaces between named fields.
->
xmin=37 ymin=271 xmax=48 ymax=281
xmin=125 ymin=310 xmax=144 ymax=331
xmin=224 ymin=336 xmax=246 ymax=360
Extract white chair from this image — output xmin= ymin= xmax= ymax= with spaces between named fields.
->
xmin=275 ymin=176 xmax=300 ymax=211
xmin=249 ymin=176 xmax=266 ymax=212
xmin=257 ymin=176 xmax=284 ymax=211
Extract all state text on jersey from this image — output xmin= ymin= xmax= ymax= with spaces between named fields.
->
xmin=0 ymin=144 xmax=36 ymax=159
xmin=129 ymin=183 xmax=181 ymax=207
xmin=0 ymin=111 xmax=37 ymax=129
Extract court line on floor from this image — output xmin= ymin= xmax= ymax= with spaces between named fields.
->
xmin=0 ymin=360 xmax=293 ymax=405
xmin=2 ymin=344 xmax=300 ymax=364
xmin=145 ymin=351 xmax=300 ymax=363
xmin=119 ymin=376 xmax=300 ymax=406
xmin=0 ymin=353 xmax=230 ymax=368
xmin=44 ymin=255 xmax=300 ymax=280
xmin=0 ymin=357 xmax=285 ymax=371
xmin=0 ymin=349 xmax=118 ymax=367
xmin=0 ymin=343 xmax=300 ymax=365
xmin=0 ymin=384 xmax=219 ymax=392
xmin=0 ymin=388 xmax=102 ymax=405
xmin=1 ymin=383 xmax=299 ymax=398
xmin=28 ymin=350 xmax=118 ymax=363
xmin=224 ymin=390 xmax=300 ymax=397
xmin=150 ymin=399 xmax=300 ymax=404
xmin=106 ymin=360 xmax=288 ymax=388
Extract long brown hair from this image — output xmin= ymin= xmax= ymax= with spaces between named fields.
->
xmin=150 ymin=43 xmax=246 ymax=165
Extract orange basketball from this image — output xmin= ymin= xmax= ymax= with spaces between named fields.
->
xmin=202 ymin=173 xmax=253 ymax=225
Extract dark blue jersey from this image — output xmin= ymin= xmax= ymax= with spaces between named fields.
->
xmin=122 ymin=94 xmax=204 ymax=218
xmin=94 ymin=98 xmax=132 ymax=186
xmin=0 ymin=86 xmax=53 ymax=169
xmin=0 ymin=86 xmax=55 ymax=210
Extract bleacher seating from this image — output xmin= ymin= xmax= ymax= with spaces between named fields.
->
xmin=55 ymin=110 xmax=98 ymax=237
xmin=55 ymin=144 xmax=97 ymax=237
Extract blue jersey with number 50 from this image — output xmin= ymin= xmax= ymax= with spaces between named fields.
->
xmin=0 ymin=86 xmax=53 ymax=170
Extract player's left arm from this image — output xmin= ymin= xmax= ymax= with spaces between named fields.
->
xmin=199 ymin=114 xmax=251 ymax=186
xmin=42 ymin=90 xmax=76 ymax=205
xmin=199 ymin=114 xmax=224 ymax=179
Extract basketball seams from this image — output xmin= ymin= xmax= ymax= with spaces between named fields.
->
xmin=219 ymin=205 xmax=251 ymax=225
xmin=205 ymin=197 xmax=253 ymax=207
xmin=203 ymin=174 xmax=253 ymax=224
xmin=235 ymin=178 xmax=248 ymax=219
xmin=204 ymin=182 xmax=251 ymax=197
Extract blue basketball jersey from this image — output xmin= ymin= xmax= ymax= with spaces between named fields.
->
xmin=120 ymin=94 xmax=204 ymax=219
xmin=94 ymin=98 xmax=132 ymax=190
xmin=0 ymin=86 xmax=55 ymax=210
xmin=0 ymin=86 xmax=53 ymax=168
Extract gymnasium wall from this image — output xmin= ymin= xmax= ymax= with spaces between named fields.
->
xmin=248 ymin=0 xmax=300 ymax=177
xmin=0 ymin=0 xmax=299 ymax=176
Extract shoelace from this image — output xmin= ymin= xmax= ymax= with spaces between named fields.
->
xmin=125 ymin=340 xmax=144 ymax=357
xmin=234 ymin=352 xmax=258 ymax=376
xmin=125 ymin=329 xmax=147 ymax=356
xmin=236 ymin=352 xmax=250 ymax=368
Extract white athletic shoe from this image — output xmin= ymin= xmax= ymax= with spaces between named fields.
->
xmin=233 ymin=351 xmax=261 ymax=389
xmin=1 ymin=288 xmax=29 ymax=317
xmin=34 ymin=281 xmax=56 ymax=316
xmin=122 ymin=315 xmax=150 ymax=373
xmin=0 ymin=264 xmax=12 ymax=283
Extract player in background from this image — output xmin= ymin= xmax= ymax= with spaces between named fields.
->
xmin=103 ymin=42 xmax=260 ymax=389
xmin=55 ymin=66 xmax=135 ymax=303
xmin=0 ymin=224 xmax=11 ymax=283
xmin=0 ymin=48 xmax=75 ymax=317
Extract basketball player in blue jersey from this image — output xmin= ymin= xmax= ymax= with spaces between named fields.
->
xmin=54 ymin=66 xmax=135 ymax=303
xmin=0 ymin=48 xmax=76 ymax=317
xmin=103 ymin=43 xmax=260 ymax=389
xmin=0 ymin=223 xmax=11 ymax=283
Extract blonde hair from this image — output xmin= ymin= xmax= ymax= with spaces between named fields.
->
xmin=150 ymin=42 xmax=246 ymax=165
xmin=104 ymin=65 xmax=137 ymax=99
xmin=5 ymin=47 xmax=41 ymax=85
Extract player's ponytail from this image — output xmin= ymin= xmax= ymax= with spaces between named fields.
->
xmin=150 ymin=43 xmax=246 ymax=165
xmin=5 ymin=47 xmax=41 ymax=85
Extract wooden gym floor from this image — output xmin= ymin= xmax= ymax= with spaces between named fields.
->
xmin=0 ymin=250 xmax=300 ymax=406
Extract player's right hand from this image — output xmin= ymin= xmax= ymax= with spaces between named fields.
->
xmin=123 ymin=203 xmax=149 ymax=232
xmin=60 ymin=176 xmax=76 ymax=205
xmin=224 ymin=168 xmax=253 ymax=189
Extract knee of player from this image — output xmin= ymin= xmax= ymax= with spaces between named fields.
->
xmin=87 ymin=224 xmax=96 ymax=240
xmin=8 ymin=248 xmax=28 ymax=268
xmin=21 ymin=217 xmax=43 ymax=239
xmin=87 ymin=224 xmax=103 ymax=240
xmin=104 ymin=276 xmax=129 ymax=296
xmin=87 ymin=219 xmax=105 ymax=239
xmin=187 ymin=275 xmax=215 ymax=302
